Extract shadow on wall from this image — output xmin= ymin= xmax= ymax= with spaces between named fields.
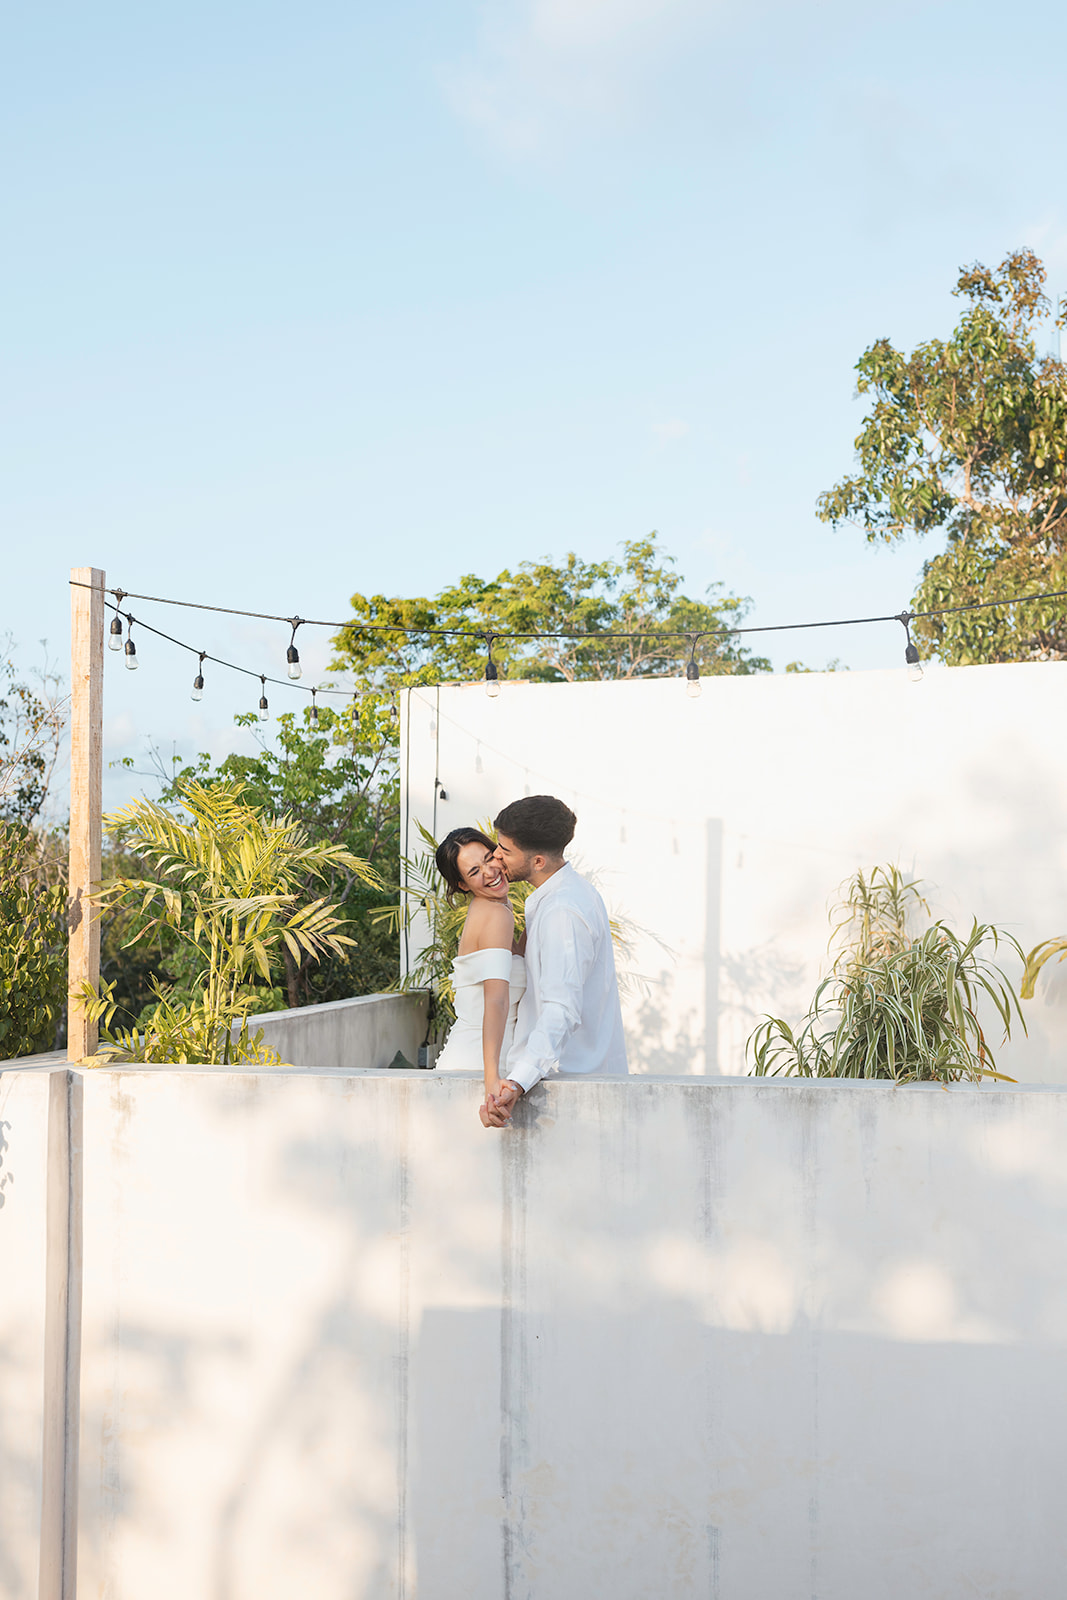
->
xmin=0 ymin=1337 xmax=41 ymax=1600
xmin=413 ymin=1311 xmax=1067 ymax=1600
xmin=719 ymin=939 xmax=808 ymax=1076
xmin=625 ymin=968 xmax=704 ymax=1076
xmin=74 ymin=1074 xmax=1067 ymax=1600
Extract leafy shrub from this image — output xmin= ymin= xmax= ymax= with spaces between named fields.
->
xmin=0 ymin=823 xmax=67 ymax=1057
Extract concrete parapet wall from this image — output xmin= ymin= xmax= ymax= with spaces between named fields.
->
xmin=4 ymin=1068 xmax=1067 ymax=1598
xmin=241 ymin=990 xmax=430 ymax=1069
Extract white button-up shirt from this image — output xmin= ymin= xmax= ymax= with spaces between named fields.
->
xmin=505 ymin=863 xmax=628 ymax=1093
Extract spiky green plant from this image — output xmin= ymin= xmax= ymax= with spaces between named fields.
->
xmin=80 ymin=779 xmax=379 ymax=1064
xmin=748 ymin=867 xmax=1025 ymax=1084
xmin=1021 ymin=937 xmax=1067 ymax=1000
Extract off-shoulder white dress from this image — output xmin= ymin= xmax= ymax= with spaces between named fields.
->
xmin=434 ymin=948 xmax=527 ymax=1073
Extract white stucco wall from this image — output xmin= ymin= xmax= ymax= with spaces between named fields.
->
xmin=0 ymin=1068 xmax=50 ymax=1600
xmin=401 ymin=664 xmax=1067 ymax=1081
xmin=55 ymin=1067 xmax=1067 ymax=1599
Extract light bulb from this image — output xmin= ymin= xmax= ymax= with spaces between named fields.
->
xmin=191 ymin=674 xmax=204 ymax=701
xmin=108 ymin=616 xmax=123 ymax=651
xmin=905 ymin=642 xmax=923 ymax=683
xmin=124 ymin=639 xmax=138 ymax=671
xmin=685 ymin=661 xmax=701 ymax=699
xmin=485 ymin=659 xmax=501 ymax=698
xmin=259 ymin=697 xmax=269 ymax=721
xmin=287 ymin=645 xmax=302 ymax=680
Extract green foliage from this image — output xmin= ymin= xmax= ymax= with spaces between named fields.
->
xmin=103 ymin=700 xmax=399 ymax=1025
xmin=0 ymin=823 xmax=67 ymax=1057
xmin=747 ymin=866 xmax=1025 ymax=1083
xmin=1021 ymin=936 xmax=1067 ymax=1000
xmin=82 ymin=978 xmax=283 ymax=1066
xmin=817 ymin=249 xmax=1067 ymax=663
xmin=83 ymin=779 xmax=379 ymax=1064
xmin=330 ymin=534 xmax=771 ymax=690
xmin=0 ymin=642 xmax=67 ymax=826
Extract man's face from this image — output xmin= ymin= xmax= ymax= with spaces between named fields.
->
xmin=493 ymin=831 xmax=536 ymax=883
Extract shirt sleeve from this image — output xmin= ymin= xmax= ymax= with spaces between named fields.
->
xmin=506 ymin=900 xmax=599 ymax=1093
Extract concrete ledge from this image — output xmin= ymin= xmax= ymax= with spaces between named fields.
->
xmin=5 ymin=1066 xmax=1067 ymax=1598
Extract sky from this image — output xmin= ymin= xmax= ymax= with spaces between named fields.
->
xmin=3 ymin=0 xmax=1067 ymax=812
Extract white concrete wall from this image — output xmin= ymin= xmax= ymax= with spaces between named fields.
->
xmin=44 ymin=1067 xmax=1067 ymax=1599
xmin=0 ymin=1068 xmax=51 ymax=1600
xmin=402 ymin=664 xmax=1067 ymax=1081
xmin=241 ymin=992 xmax=430 ymax=1070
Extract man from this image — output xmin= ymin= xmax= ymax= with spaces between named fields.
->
xmin=482 ymin=794 xmax=628 ymax=1129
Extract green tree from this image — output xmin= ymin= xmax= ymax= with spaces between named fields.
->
xmin=0 ymin=824 xmax=67 ymax=1057
xmin=0 ymin=642 xmax=68 ymax=1056
xmin=817 ymin=249 xmax=1067 ymax=663
xmin=329 ymin=534 xmax=770 ymax=691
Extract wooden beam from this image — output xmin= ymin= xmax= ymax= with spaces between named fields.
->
xmin=68 ymin=566 xmax=105 ymax=1062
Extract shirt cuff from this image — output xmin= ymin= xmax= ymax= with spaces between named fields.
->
xmin=506 ymin=1055 xmax=553 ymax=1094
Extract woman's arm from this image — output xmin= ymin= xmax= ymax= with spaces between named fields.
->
xmin=481 ymin=976 xmax=510 ymax=1103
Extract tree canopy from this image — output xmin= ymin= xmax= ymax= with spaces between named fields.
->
xmin=817 ymin=249 xmax=1067 ymax=663
xmin=329 ymin=535 xmax=770 ymax=692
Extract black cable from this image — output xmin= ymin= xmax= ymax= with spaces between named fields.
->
xmin=71 ymin=578 xmax=1067 ymax=647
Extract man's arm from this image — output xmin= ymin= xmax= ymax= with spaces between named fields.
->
xmin=504 ymin=901 xmax=598 ymax=1094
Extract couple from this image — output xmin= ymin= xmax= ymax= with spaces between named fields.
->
xmin=433 ymin=795 xmax=628 ymax=1127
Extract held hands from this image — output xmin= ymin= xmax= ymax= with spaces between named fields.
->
xmin=480 ymin=1078 xmax=524 ymax=1129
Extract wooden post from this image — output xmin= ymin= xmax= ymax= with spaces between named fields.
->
xmin=68 ymin=566 xmax=105 ymax=1062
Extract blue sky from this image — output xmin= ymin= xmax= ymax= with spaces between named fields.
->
xmin=3 ymin=0 xmax=1066 ymax=809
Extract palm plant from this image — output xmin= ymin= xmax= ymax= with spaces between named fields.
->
xmin=748 ymin=866 xmax=1025 ymax=1084
xmin=81 ymin=780 xmax=379 ymax=1064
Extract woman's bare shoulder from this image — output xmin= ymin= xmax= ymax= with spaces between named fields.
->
xmin=463 ymin=899 xmax=515 ymax=951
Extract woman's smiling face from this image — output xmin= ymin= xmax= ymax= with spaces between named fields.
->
xmin=455 ymin=842 xmax=510 ymax=902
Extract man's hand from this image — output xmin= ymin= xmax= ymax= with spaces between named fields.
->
xmin=480 ymin=1079 xmax=524 ymax=1129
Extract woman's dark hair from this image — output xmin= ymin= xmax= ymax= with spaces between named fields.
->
xmin=435 ymin=827 xmax=499 ymax=905
xmin=493 ymin=795 xmax=576 ymax=856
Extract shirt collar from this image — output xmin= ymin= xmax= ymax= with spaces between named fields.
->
xmin=526 ymin=860 xmax=572 ymax=911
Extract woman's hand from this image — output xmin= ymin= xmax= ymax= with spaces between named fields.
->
xmin=480 ymin=1078 xmax=523 ymax=1129
xmin=480 ymin=1077 xmax=504 ymax=1128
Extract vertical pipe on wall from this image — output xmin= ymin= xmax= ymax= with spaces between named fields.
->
xmin=67 ymin=567 xmax=105 ymax=1062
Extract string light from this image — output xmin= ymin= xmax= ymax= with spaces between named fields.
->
xmin=485 ymin=636 xmax=501 ymax=699
xmin=108 ymin=588 xmax=126 ymax=652
xmin=898 ymin=612 xmax=923 ymax=683
xmin=685 ymin=637 xmax=702 ymax=699
xmin=77 ymin=577 xmax=1067 ymax=720
xmin=310 ymin=687 xmax=319 ymax=725
xmin=191 ymin=651 xmax=206 ymax=702
xmin=286 ymin=617 xmax=303 ymax=680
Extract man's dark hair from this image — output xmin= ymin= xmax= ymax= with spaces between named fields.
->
xmin=493 ymin=795 xmax=576 ymax=857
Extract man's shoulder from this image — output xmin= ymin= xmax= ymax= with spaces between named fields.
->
xmin=537 ymin=866 xmax=607 ymax=924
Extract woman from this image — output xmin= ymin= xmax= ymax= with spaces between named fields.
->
xmin=432 ymin=827 xmax=526 ymax=1113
